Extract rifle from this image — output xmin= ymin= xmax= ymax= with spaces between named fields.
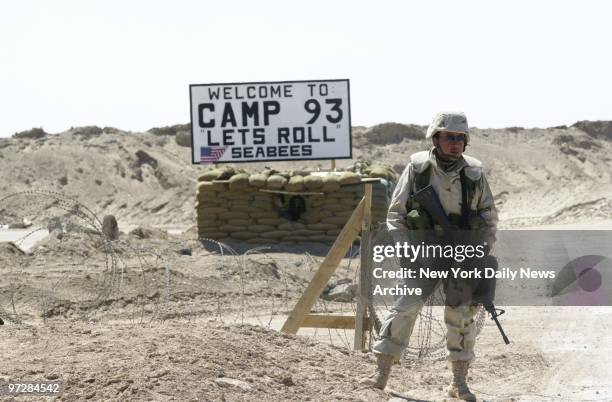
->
xmin=412 ymin=185 xmax=510 ymax=345
xmin=482 ymin=302 xmax=510 ymax=344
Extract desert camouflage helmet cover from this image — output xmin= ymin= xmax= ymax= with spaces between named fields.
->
xmin=426 ymin=111 xmax=470 ymax=143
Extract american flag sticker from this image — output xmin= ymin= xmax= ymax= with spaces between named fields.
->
xmin=200 ymin=146 xmax=227 ymax=164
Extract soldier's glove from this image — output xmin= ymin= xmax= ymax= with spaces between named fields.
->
xmin=405 ymin=209 xmax=432 ymax=230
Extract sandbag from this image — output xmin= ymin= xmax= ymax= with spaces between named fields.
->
xmin=338 ymin=172 xmax=361 ymax=185
xmin=227 ymin=219 xmax=252 ymax=226
xmin=248 ymin=225 xmax=276 ymax=233
xmin=197 ymin=167 xmax=235 ymax=182
xmin=197 ymin=215 xmax=221 ymax=224
xmin=257 ymin=217 xmax=286 ymax=226
xmin=283 ymin=235 xmax=309 ymax=242
xmin=196 ymin=207 xmax=226 ymax=214
xmin=228 ymin=173 xmax=250 ymax=191
xmin=277 ymin=222 xmax=306 ymax=231
xmin=231 ymin=205 xmax=254 ymax=213
xmin=251 ymin=200 xmax=274 ymax=210
xmin=365 ymin=166 xmax=397 ymax=181
xmin=293 ymin=229 xmax=324 ymax=236
xmin=230 ymin=231 xmax=259 ymax=240
xmin=319 ymin=204 xmax=345 ymax=212
xmin=266 ymin=175 xmax=288 ymax=190
xmin=325 ymin=216 xmax=350 ymax=225
xmin=253 ymin=194 xmax=275 ymax=202
xmin=321 ymin=174 xmax=341 ymax=192
xmin=286 ymin=175 xmax=305 ymax=192
xmin=197 ymin=169 xmax=224 ymax=182
xmin=306 ymin=223 xmax=338 ymax=231
xmin=196 ymin=181 xmax=223 ymax=196
xmin=197 ymin=231 xmax=228 ymax=238
xmin=303 ymin=175 xmax=323 ymax=190
xmin=219 ymin=211 xmax=249 ymax=220
xmin=249 ymin=211 xmax=280 ymax=219
xmin=260 ymin=230 xmax=292 ymax=239
xmin=306 ymin=235 xmax=337 ymax=243
xmin=220 ymin=224 xmax=247 ymax=232
xmin=248 ymin=173 xmax=268 ymax=188
xmin=246 ymin=238 xmax=272 ymax=244
xmin=339 ymin=184 xmax=362 ymax=193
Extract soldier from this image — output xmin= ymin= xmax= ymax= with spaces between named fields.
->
xmin=361 ymin=111 xmax=498 ymax=401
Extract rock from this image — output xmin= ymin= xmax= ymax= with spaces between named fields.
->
xmin=214 ymin=378 xmax=252 ymax=391
xmin=133 ymin=150 xmax=158 ymax=168
xmin=129 ymin=226 xmax=168 ymax=239
xmin=8 ymin=218 xmax=32 ymax=229
xmin=280 ymin=375 xmax=294 ymax=386
xmin=177 ymin=248 xmax=192 ymax=256
xmin=322 ymin=282 xmax=357 ymax=302
xmin=47 ymin=217 xmax=63 ymax=233
xmin=102 ymin=215 xmax=119 ymax=240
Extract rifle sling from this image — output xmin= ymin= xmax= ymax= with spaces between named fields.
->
xmin=410 ymin=164 xmax=473 ymax=229
xmin=459 ymin=168 xmax=470 ymax=230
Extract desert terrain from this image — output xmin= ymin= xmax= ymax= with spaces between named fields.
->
xmin=0 ymin=121 xmax=611 ymax=401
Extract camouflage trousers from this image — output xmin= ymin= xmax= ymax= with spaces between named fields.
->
xmin=372 ymin=275 xmax=480 ymax=362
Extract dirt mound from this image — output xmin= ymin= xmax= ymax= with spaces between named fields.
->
xmin=572 ymin=120 xmax=612 ymax=140
xmin=12 ymin=127 xmax=47 ymax=139
xmin=0 ymin=319 xmax=553 ymax=401
xmin=355 ymin=122 xmax=425 ymax=145
xmin=147 ymin=123 xmax=190 ymax=136
xmin=1 ymin=120 xmax=611 ymax=229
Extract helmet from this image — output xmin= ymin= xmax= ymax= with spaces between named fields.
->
xmin=425 ymin=111 xmax=470 ymax=145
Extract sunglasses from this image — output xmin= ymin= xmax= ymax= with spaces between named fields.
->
xmin=439 ymin=134 xmax=465 ymax=142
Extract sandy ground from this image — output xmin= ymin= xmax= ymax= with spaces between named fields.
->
xmin=1 ymin=122 xmax=611 ymax=401
xmin=0 ymin=219 xmax=610 ymax=401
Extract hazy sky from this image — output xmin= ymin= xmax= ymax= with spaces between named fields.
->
xmin=1 ymin=0 xmax=611 ymax=137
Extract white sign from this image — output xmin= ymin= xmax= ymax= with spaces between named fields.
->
xmin=189 ymin=79 xmax=351 ymax=164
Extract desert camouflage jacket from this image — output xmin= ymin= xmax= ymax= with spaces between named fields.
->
xmin=387 ymin=148 xmax=498 ymax=241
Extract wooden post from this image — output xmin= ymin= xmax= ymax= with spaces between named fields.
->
xmin=281 ymin=197 xmax=365 ymax=334
xmin=331 ymin=159 xmax=336 ymax=171
xmin=354 ymin=183 xmax=372 ymax=351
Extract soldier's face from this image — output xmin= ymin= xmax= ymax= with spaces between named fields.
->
xmin=434 ymin=131 xmax=465 ymax=159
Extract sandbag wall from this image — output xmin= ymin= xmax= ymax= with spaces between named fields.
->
xmin=196 ymin=173 xmax=393 ymax=244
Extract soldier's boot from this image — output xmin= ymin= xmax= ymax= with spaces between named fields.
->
xmin=448 ymin=360 xmax=477 ymax=401
xmin=359 ymin=353 xmax=394 ymax=390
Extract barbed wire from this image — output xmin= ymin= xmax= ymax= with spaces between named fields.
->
xmin=0 ymin=190 xmax=490 ymax=361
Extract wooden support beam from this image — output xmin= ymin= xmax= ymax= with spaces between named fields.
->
xmin=301 ymin=314 xmax=355 ymax=329
xmin=281 ymin=197 xmax=365 ymax=334
xmin=258 ymin=189 xmax=324 ymax=196
xmin=354 ymin=183 xmax=373 ymax=351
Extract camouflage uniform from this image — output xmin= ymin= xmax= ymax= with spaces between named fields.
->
xmin=373 ymin=115 xmax=498 ymax=362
